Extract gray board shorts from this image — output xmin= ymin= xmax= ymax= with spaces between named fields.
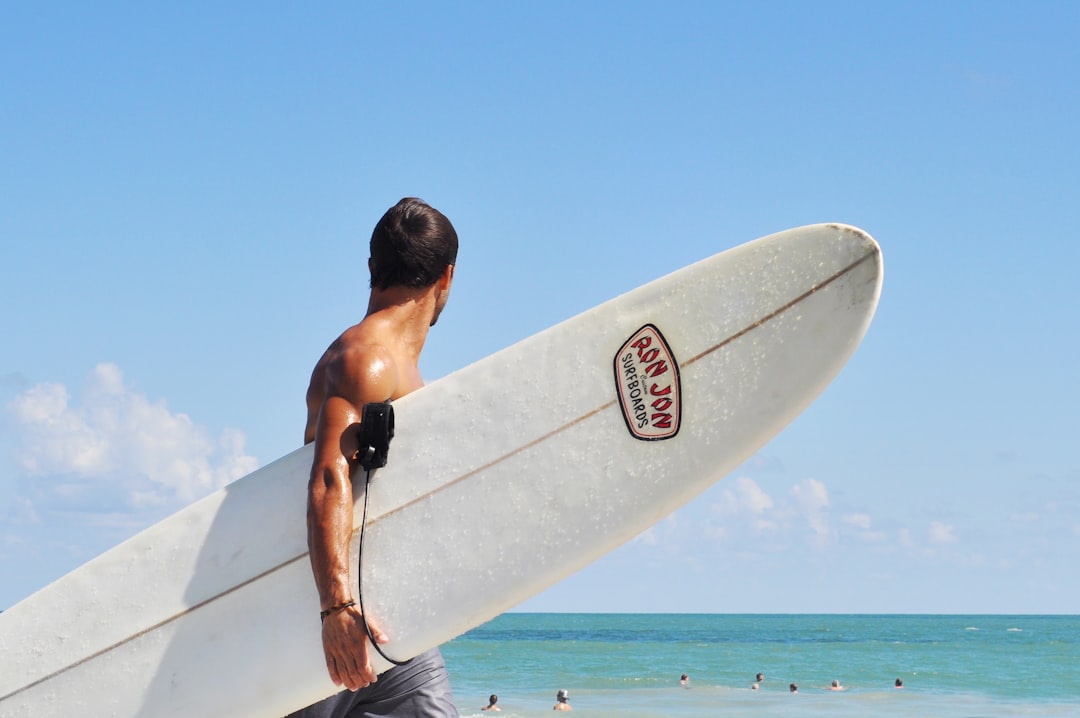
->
xmin=285 ymin=648 xmax=458 ymax=718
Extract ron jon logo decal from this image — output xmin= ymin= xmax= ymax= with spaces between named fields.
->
xmin=614 ymin=324 xmax=681 ymax=440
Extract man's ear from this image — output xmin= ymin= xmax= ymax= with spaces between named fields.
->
xmin=442 ymin=264 xmax=455 ymax=288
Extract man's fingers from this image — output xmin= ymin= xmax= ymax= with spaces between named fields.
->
xmin=327 ymin=663 xmax=343 ymax=687
xmin=321 ymin=607 xmax=386 ymax=690
xmin=343 ymin=652 xmax=368 ymax=691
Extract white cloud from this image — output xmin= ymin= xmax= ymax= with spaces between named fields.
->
xmin=713 ymin=476 xmax=774 ymax=516
xmin=791 ymin=478 xmax=832 ymax=543
xmin=707 ymin=477 xmax=846 ymax=548
xmin=710 ymin=477 xmax=778 ymax=534
xmin=5 ymin=363 xmax=257 ymax=514
xmin=791 ymin=478 xmax=828 ymax=510
xmin=842 ymin=512 xmax=886 ymax=542
xmin=929 ymin=521 xmax=958 ymax=545
xmin=843 ymin=513 xmax=872 ymax=530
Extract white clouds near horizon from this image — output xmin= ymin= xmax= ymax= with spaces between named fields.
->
xmin=709 ymin=476 xmax=837 ymax=548
xmin=0 ymin=364 xmax=258 ymax=607
xmin=690 ymin=475 xmax=969 ymax=562
xmin=4 ymin=363 xmax=256 ymax=517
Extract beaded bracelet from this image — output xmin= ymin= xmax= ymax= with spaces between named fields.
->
xmin=319 ymin=600 xmax=356 ymax=622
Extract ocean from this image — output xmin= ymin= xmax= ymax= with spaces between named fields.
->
xmin=441 ymin=614 xmax=1079 ymax=717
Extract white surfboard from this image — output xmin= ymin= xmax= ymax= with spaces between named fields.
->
xmin=0 ymin=224 xmax=883 ymax=717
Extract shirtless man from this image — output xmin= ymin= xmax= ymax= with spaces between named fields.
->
xmin=292 ymin=198 xmax=459 ymax=717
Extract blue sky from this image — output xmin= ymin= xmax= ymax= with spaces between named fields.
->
xmin=1 ymin=2 xmax=1077 ymax=614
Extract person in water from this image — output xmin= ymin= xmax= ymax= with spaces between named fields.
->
xmin=553 ymin=689 xmax=572 ymax=711
xmin=482 ymin=694 xmax=500 ymax=711
xmin=292 ymin=198 xmax=459 ymax=717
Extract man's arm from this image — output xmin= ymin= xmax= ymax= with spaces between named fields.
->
xmin=306 ymin=348 xmax=394 ymax=690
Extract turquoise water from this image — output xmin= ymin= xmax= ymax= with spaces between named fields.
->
xmin=442 ymin=614 xmax=1080 ymax=717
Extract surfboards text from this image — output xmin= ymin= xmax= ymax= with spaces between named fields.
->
xmin=613 ymin=324 xmax=682 ymax=440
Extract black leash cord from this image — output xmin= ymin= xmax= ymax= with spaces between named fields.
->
xmin=356 ymin=468 xmax=410 ymax=667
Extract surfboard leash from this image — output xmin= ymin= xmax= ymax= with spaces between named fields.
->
xmin=354 ymin=401 xmax=411 ymax=667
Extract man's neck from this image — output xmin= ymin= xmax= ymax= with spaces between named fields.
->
xmin=364 ymin=286 xmax=436 ymax=359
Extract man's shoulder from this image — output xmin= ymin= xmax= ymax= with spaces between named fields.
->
xmin=323 ymin=319 xmax=392 ymax=367
xmin=335 ymin=339 xmax=395 ymax=369
xmin=317 ymin=334 xmax=398 ymax=406
xmin=336 ymin=317 xmax=399 ymax=358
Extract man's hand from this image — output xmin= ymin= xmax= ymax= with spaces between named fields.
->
xmin=320 ymin=606 xmax=389 ymax=691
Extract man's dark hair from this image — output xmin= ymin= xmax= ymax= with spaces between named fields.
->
xmin=369 ymin=197 xmax=458 ymax=290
